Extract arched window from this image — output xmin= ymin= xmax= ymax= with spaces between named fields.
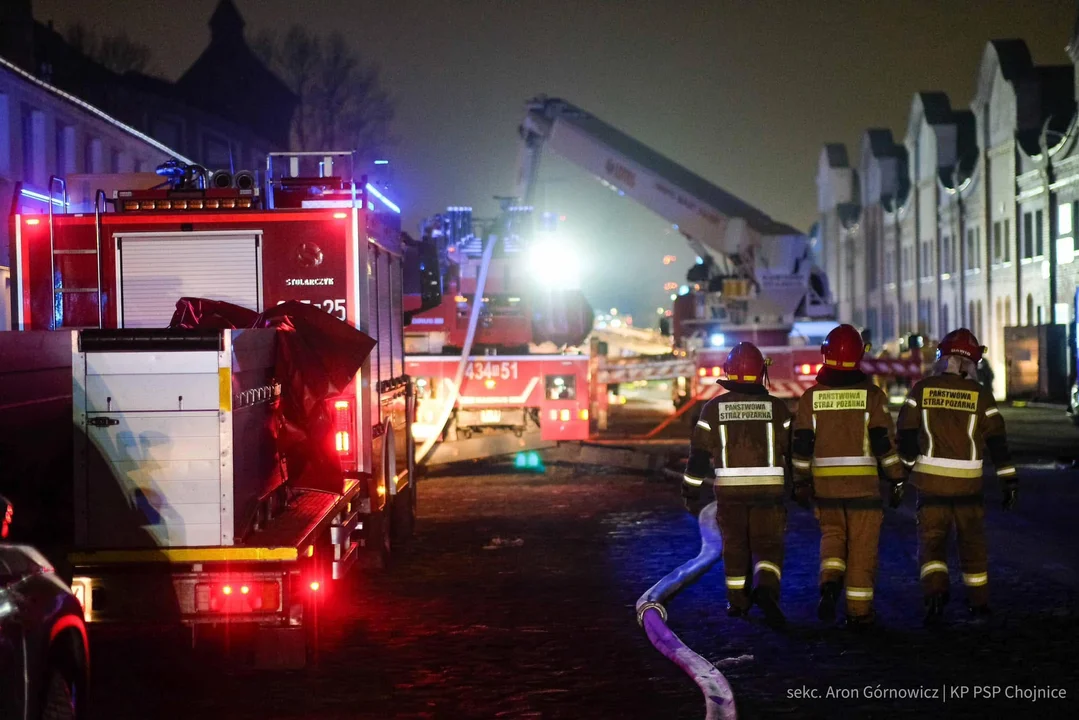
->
xmin=972 ymin=301 xmax=978 ymax=330
xmin=1026 ymin=294 xmax=1034 ymax=327
xmin=1004 ymin=297 xmax=1012 ymax=326
xmin=976 ymin=300 xmax=983 ymax=340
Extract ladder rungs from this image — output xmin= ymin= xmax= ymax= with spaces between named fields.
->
xmin=54 ymin=249 xmax=98 ymax=256
xmin=53 ymin=288 xmax=99 ymax=294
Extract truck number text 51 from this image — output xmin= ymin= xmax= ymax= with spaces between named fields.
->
xmin=277 ymin=299 xmax=346 ymax=321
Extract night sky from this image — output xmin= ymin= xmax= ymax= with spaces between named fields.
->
xmin=34 ymin=0 xmax=1076 ymax=322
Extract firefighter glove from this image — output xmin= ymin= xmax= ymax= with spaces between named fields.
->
xmin=1002 ymin=483 xmax=1018 ymax=512
xmin=681 ymin=481 xmax=703 ymax=515
xmin=889 ymin=481 xmax=905 ymax=509
xmin=791 ymin=481 xmax=813 ymax=510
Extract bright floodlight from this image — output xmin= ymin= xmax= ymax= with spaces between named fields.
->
xmin=529 ymin=236 xmax=580 ymax=289
xmin=710 ymin=333 xmax=726 ymax=347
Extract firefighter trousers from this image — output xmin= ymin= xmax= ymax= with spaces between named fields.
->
xmin=717 ymin=501 xmax=786 ymax=609
xmin=815 ymin=499 xmax=882 ymax=618
xmin=917 ymin=495 xmax=989 ymax=606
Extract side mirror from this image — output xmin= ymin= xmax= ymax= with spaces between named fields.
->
xmin=1 ymin=495 xmax=12 ymax=539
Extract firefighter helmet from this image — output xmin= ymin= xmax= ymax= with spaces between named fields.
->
xmin=821 ymin=324 xmax=869 ymax=368
xmin=937 ymin=328 xmax=985 ymax=364
xmin=724 ymin=342 xmax=767 ymax=383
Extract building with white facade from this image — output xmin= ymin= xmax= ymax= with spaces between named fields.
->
xmin=0 ymin=55 xmax=188 ymax=330
xmin=818 ymin=27 xmax=1079 ymax=401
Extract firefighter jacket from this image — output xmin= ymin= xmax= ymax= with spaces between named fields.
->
xmin=896 ymin=371 xmax=1016 ymax=496
xmin=792 ymin=368 xmax=905 ymax=498
xmin=684 ymin=382 xmax=791 ymax=503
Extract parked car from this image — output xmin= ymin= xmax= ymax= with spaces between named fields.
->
xmin=0 ymin=495 xmax=88 ymax=720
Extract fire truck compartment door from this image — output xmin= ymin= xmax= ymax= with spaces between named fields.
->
xmin=81 ymin=411 xmax=224 ymax=548
xmin=117 ymin=232 xmax=262 ymax=329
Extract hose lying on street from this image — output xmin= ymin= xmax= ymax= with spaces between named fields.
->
xmin=635 ymin=501 xmax=736 ymax=720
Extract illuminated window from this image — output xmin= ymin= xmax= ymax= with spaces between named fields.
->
xmin=545 ymin=375 xmax=576 ymax=401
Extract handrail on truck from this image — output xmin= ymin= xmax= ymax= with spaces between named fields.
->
xmin=92 ymin=190 xmax=105 ymax=328
xmin=265 ymin=150 xmax=364 ymax=211
xmin=47 ymin=175 xmax=66 ymax=326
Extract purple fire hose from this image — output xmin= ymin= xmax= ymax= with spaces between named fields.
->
xmin=636 ymin=501 xmax=736 ymax=720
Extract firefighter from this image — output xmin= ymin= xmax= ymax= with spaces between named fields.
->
xmin=682 ymin=342 xmax=792 ymax=628
xmin=896 ymin=328 xmax=1017 ymax=624
xmin=791 ymin=324 xmax=906 ymax=629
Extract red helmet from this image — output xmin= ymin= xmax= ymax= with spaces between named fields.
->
xmin=821 ymin=324 xmax=868 ymax=368
xmin=724 ymin=342 xmax=767 ymax=383
xmin=937 ymin=328 xmax=985 ymax=364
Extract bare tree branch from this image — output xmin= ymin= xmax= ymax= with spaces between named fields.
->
xmin=64 ymin=23 xmax=154 ymax=75
xmin=254 ymin=25 xmax=394 ymax=159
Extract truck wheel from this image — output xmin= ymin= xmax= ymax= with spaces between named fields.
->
xmin=41 ymin=668 xmax=76 ymax=720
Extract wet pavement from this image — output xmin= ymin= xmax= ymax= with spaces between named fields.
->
xmin=87 ymin=455 xmax=1079 ymax=719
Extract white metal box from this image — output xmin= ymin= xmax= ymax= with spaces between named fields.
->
xmin=73 ymin=328 xmax=282 ymax=549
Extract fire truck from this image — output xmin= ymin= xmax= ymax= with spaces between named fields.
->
xmin=3 ymin=151 xmax=420 ymax=664
xmin=514 ymin=96 xmax=921 ymax=407
xmin=405 ymin=205 xmax=594 ymax=464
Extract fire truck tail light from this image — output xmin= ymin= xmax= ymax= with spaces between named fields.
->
xmin=711 ymin=366 xmax=721 ymax=376
xmin=697 ymin=368 xmax=706 ymax=377
xmin=801 ymin=364 xmax=811 ymax=375
xmin=25 ymin=217 xmax=40 ymax=225
xmin=334 ymin=400 xmax=353 ymax=455
xmin=335 ymin=431 xmax=350 ymax=453
xmin=578 ymin=409 xmax=588 ymax=420
xmin=310 ymin=581 xmax=320 ymax=592
xmin=333 ymin=212 xmax=348 ymax=219
xmin=549 ymin=409 xmax=557 ymax=421
xmin=560 ymin=409 xmax=570 ymax=422
xmin=197 ymin=581 xmax=281 ymax=613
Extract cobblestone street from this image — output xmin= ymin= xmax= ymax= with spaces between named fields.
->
xmin=86 ymin=452 xmax=1079 ymax=719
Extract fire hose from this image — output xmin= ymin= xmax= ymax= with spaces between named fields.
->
xmin=414 ymin=229 xmax=499 ymax=466
xmin=635 ymin=501 xmax=737 ymax=720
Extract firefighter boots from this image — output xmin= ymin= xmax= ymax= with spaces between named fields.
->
xmin=844 ymin=611 xmax=876 ymax=631
xmin=924 ymin=592 xmax=948 ymax=626
xmin=726 ymin=602 xmax=748 ymax=618
xmin=818 ymin=581 xmax=841 ymax=622
xmin=752 ymin=587 xmax=786 ymax=629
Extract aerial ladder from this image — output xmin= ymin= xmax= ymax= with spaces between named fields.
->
xmin=514 ymin=96 xmax=836 ymax=397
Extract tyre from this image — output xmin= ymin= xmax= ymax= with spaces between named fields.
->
xmin=41 ymin=668 xmax=76 ymax=720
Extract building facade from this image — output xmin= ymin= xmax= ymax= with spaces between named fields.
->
xmin=0 ymin=55 xmax=188 ymax=330
xmin=818 ymin=29 xmax=1079 ymax=401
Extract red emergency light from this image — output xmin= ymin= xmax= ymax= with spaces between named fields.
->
xmin=196 ymin=580 xmax=281 ymax=614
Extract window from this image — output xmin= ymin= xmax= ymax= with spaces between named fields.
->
xmin=22 ymin=105 xmax=46 ymax=187
xmin=84 ymin=137 xmax=103 ymax=173
xmin=921 ymin=241 xmax=932 ymax=278
xmin=1037 ymin=305 xmax=1043 ymax=325
xmin=1023 ymin=212 xmax=1033 ymax=259
xmin=1026 ymin=294 xmax=1034 ymax=327
xmin=0 ymin=93 xmax=10 ymax=173
xmin=867 ymin=240 xmax=878 ymax=290
xmin=970 ymin=301 xmax=977 ymax=330
xmin=993 ymin=221 xmax=1002 ymax=261
xmin=1059 ymin=202 xmax=1075 ymax=264
xmin=546 ymin=374 xmax=576 ymax=401
xmin=941 ymin=303 xmax=950 ymax=332
xmin=867 ymin=308 xmax=879 ymax=344
xmin=975 ymin=227 xmax=981 ymax=269
xmin=1004 ymin=219 xmax=1010 ymax=262
xmin=976 ymin=300 xmax=983 ymax=339
xmin=1004 ymin=297 xmax=1012 ymax=326
xmin=966 ymin=229 xmax=974 ymax=270
xmin=942 ymin=236 xmax=950 ymax=274
xmin=1035 ymin=210 xmax=1044 ymax=257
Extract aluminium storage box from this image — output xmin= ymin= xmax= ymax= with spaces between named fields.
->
xmin=73 ymin=328 xmax=283 ymax=549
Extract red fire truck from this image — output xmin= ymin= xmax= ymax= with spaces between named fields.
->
xmin=4 ymin=152 xmax=419 ymax=664
xmin=404 ymin=205 xmax=594 ymax=464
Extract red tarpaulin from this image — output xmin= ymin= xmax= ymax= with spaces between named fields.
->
xmin=169 ymin=298 xmax=376 ymax=494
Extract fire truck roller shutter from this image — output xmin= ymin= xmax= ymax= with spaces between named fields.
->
xmin=118 ymin=233 xmax=262 ymax=329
